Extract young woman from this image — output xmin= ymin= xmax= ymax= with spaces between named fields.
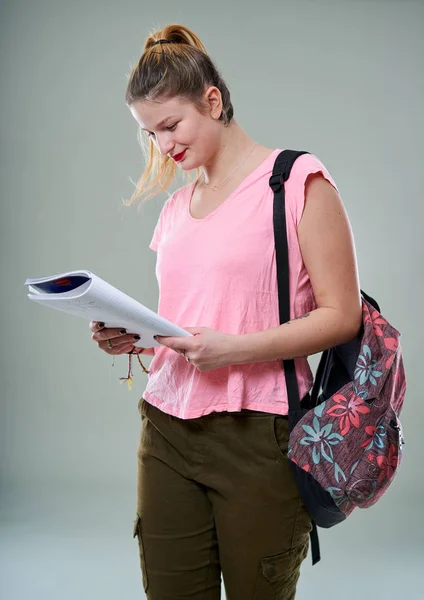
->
xmin=90 ymin=24 xmax=362 ymax=600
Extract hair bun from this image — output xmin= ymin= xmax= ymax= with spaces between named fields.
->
xmin=145 ymin=24 xmax=207 ymax=54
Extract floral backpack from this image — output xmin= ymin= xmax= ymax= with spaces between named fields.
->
xmin=270 ymin=150 xmax=407 ymax=565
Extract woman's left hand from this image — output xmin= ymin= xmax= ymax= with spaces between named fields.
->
xmin=155 ymin=327 xmax=236 ymax=372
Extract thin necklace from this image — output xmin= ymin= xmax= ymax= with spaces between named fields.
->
xmin=199 ymin=141 xmax=257 ymax=191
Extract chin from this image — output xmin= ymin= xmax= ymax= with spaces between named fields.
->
xmin=177 ymin=156 xmax=196 ymax=171
xmin=181 ymin=153 xmax=204 ymax=171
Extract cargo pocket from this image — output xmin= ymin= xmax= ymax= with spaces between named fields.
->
xmin=132 ymin=513 xmax=149 ymax=592
xmin=270 ymin=415 xmax=290 ymax=464
xmin=137 ymin=397 xmax=145 ymax=419
xmin=253 ymin=540 xmax=309 ymax=599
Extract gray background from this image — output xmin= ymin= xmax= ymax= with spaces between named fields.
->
xmin=1 ymin=0 xmax=423 ymax=598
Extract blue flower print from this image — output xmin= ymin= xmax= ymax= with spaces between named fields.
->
xmin=326 ymin=486 xmax=347 ymax=509
xmin=352 ymin=384 xmax=369 ymax=401
xmin=354 ymin=344 xmax=383 ymax=386
xmin=300 ymin=416 xmax=344 ymax=465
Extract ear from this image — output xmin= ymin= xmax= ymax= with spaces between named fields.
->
xmin=204 ymin=86 xmax=223 ymax=119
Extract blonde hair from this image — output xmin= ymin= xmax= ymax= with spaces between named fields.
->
xmin=124 ymin=24 xmax=234 ymax=207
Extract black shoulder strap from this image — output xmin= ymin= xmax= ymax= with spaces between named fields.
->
xmin=269 ymin=149 xmax=321 ymax=567
xmin=269 ymin=150 xmax=309 ymax=426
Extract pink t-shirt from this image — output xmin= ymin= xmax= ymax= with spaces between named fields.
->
xmin=142 ymin=149 xmax=339 ymax=419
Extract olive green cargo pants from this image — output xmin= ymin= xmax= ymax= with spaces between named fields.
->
xmin=133 ymin=398 xmax=312 ymax=599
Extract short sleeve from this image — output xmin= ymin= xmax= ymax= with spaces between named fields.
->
xmin=149 ymin=213 xmax=163 ymax=252
xmin=149 ymin=195 xmax=173 ymax=252
xmin=287 ymin=153 xmax=340 ymax=228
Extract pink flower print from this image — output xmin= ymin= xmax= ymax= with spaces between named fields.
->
xmin=376 ymin=444 xmax=398 ymax=484
xmin=392 ymin=363 xmax=407 ymax=411
xmin=291 ymin=457 xmax=311 ymax=472
xmin=364 ymin=309 xmax=387 ymax=337
xmin=362 ymin=425 xmax=377 ymax=449
xmin=384 ymin=337 xmax=398 ymax=369
xmin=361 ymin=424 xmax=386 ymax=450
xmin=385 ymin=353 xmax=395 ymax=370
xmin=327 ymin=391 xmax=371 ymax=436
xmin=384 ymin=338 xmax=398 ymax=352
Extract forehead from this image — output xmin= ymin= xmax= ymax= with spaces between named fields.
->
xmin=130 ymin=96 xmax=192 ymax=129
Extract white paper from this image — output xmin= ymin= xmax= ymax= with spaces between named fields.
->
xmin=24 ymin=270 xmax=192 ymax=348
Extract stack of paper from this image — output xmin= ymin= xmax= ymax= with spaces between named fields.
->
xmin=24 ymin=270 xmax=192 ymax=348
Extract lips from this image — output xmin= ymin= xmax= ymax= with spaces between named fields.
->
xmin=173 ymin=149 xmax=186 ymax=162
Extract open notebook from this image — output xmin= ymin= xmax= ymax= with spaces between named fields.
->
xmin=24 ymin=269 xmax=192 ymax=349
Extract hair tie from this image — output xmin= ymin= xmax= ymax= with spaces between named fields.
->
xmin=152 ymin=39 xmax=173 ymax=46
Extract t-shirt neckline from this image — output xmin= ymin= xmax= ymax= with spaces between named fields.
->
xmin=186 ymin=148 xmax=282 ymax=222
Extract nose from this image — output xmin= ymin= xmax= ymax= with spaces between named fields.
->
xmin=156 ymin=135 xmax=174 ymax=157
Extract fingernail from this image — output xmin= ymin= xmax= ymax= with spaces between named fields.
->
xmin=119 ymin=329 xmax=126 ymax=335
xmin=98 ymin=322 xmax=105 ymax=329
xmin=133 ymin=335 xmax=140 ymax=341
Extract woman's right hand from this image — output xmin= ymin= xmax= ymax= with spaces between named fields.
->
xmin=89 ymin=321 xmax=147 ymax=355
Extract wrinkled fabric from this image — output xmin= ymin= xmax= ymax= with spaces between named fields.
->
xmin=142 ymin=149 xmax=339 ymax=419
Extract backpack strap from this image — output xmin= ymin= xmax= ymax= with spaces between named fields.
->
xmin=269 ymin=150 xmax=309 ymax=428
xmin=310 ymin=520 xmax=321 ymax=565
xmin=269 ymin=149 xmax=321 ymax=566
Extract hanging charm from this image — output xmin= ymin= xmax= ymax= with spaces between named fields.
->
xmin=135 ymin=353 xmax=150 ymax=374
xmin=118 ymin=350 xmax=150 ymax=391
xmin=119 ymin=352 xmax=134 ymax=391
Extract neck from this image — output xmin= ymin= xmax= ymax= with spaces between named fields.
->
xmin=199 ymin=120 xmax=256 ymax=187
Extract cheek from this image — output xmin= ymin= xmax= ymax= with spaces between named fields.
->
xmin=177 ymin=120 xmax=218 ymax=166
xmin=182 ymin=121 xmax=202 ymax=143
xmin=187 ymin=122 xmax=215 ymax=152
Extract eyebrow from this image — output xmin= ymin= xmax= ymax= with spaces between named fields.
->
xmin=141 ymin=116 xmax=176 ymax=132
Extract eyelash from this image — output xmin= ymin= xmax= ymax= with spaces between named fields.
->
xmin=147 ymin=123 xmax=178 ymax=137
